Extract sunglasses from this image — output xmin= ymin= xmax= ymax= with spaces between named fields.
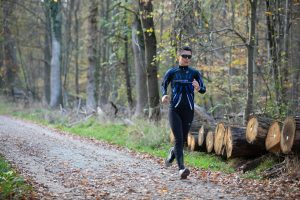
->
xmin=181 ymin=54 xmax=192 ymax=59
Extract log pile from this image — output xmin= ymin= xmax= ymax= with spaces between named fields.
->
xmin=168 ymin=114 xmax=300 ymax=159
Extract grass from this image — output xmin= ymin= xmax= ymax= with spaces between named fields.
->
xmin=0 ymin=156 xmax=32 ymax=199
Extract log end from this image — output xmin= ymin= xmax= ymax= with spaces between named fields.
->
xmin=206 ymin=131 xmax=214 ymax=153
xmin=265 ymin=121 xmax=281 ymax=152
xmin=214 ymin=123 xmax=226 ymax=155
xmin=280 ymin=117 xmax=296 ymax=154
xmin=225 ymin=127 xmax=232 ymax=159
xmin=246 ymin=117 xmax=258 ymax=143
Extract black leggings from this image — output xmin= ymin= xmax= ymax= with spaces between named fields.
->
xmin=169 ymin=106 xmax=194 ymax=170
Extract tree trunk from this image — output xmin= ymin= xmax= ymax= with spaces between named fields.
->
xmin=132 ymin=14 xmax=148 ymax=117
xmin=265 ymin=121 xmax=282 ymax=153
xmin=99 ymin=0 xmax=110 ymax=106
xmin=245 ymin=0 xmax=257 ymax=121
xmin=214 ymin=122 xmax=226 ymax=155
xmin=246 ymin=115 xmax=272 ymax=147
xmin=123 ymin=35 xmax=133 ymax=110
xmin=62 ymin=0 xmax=74 ymax=107
xmin=290 ymin=2 xmax=300 ymax=114
xmin=86 ymin=0 xmax=98 ymax=112
xmin=49 ymin=0 xmax=63 ymax=108
xmin=280 ymin=116 xmax=300 ymax=154
xmin=43 ymin=0 xmax=52 ymax=104
xmin=206 ymin=131 xmax=214 ymax=153
xmin=226 ymin=126 xmax=265 ymax=159
xmin=74 ymin=0 xmax=80 ymax=104
xmin=2 ymin=0 xmax=18 ymax=97
xmin=139 ymin=0 xmax=160 ymax=121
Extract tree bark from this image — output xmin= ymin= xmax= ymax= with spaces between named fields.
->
xmin=132 ymin=14 xmax=148 ymax=117
xmin=49 ymin=0 xmax=63 ymax=108
xmin=2 ymin=0 xmax=18 ymax=97
xmin=280 ymin=116 xmax=300 ymax=154
xmin=43 ymin=0 xmax=52 ymax=104
xmin=139 ymin=0 xmax=160 ymax=121
xmin=86 ymin=0 xmax=98 ymax=112
xmin=245 ymin=0 xmax=257 ymax=121
xmin=265 ymin=121 xmax=282 ymax=153
xmin=74 ymin=0 xmax=80 ymax=104
xmin=226 ymin=126 xmax=265 ymax=159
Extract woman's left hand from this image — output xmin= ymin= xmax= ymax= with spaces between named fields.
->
xmin=192 ymin=79 xmax=200 ymax=91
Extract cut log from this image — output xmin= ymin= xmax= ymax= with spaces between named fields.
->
xmin=189 ymin=134 xmax=199 ymax=151
xmin=198 ymin=124 xmax=216 ymax=151
xmin=246 ymin=115 xmax=273 ymax=147
xmin=214 ymin=122 xmax=226 ymax=155
xmin=265 ymin=121 xmax=282 ymax=153
xmin=225 ymin=126 xmax=266 ymax=159
xmin=280 ymin=116 xmax=300 ymax=154
xmin=206 ymin=131 xmax=214 ymax=153
xmin=187 ymin=132 xmax=198 ymax=151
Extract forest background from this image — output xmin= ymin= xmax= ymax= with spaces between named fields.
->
xmin=1 ymin=0 xmax=300 ymax=123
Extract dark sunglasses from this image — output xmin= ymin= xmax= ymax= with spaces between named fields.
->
xmin=181 ymin=54 xmax=192 ymax=59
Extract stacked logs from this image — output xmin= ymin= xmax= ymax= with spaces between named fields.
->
xmin=169 ymin=115 xmax=300 ymax=159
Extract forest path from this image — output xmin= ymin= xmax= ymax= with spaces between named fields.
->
xmin=0 ymin=116 xmax=247 ymax=200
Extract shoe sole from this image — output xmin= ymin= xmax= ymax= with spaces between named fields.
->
xmin=180 ymin=169 xmax=190 ymax=179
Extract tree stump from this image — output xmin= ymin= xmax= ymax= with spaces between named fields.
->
xmin=206 ymin=131 xmax=214 ymax=153
xmin=214 ymin=122 xmax=226 ymax=155
xmin=246 ymin=115 xmax=272 ymax=148
xmin=280 ymin=116 xmax=300 ymax=154
xmin=265 ymin=121 xmax=282 ymax=153
xmin=225 ymin=126 xmax=265 ymax=159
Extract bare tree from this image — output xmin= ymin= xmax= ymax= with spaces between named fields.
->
xmin=245 ymin=0 xmax=257 ymax=120
xmin=139 ymin=0 xmax=160 ymax=121
xmin=86 ymin=0 xmax=98 ymax=111
xmin=49 ymin=0 xmax=63 ymax=108
xmin=132 ymin=14 xmax=148 ymax=117
xmin=2 ymin=0 xmax=18 ymax=97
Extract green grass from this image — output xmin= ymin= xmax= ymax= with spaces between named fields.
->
xmin=0 ymin=156 xmax=32 ymax=199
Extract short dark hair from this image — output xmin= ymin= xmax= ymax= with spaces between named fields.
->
xmin=178 ymin=46 xmax=192 ymax=55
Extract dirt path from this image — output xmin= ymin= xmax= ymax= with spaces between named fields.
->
xmin=0 ymin=116 xmax=247 ymax=199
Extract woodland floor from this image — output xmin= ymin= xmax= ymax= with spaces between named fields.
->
xmin=0 ymin=115 xmax=299 ymax=200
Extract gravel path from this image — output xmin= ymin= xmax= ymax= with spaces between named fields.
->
xmin=0 ymin=116 xmax=248 ymax=200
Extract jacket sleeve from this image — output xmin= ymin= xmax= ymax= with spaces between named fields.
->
xmin=195 ymin=70 xmax=206 ymax=94
xmin=161 ymin=68 xmax=173 ymax=96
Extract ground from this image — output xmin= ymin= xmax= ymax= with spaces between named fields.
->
xmin=0 ymin=116 xmax=299 ymax=199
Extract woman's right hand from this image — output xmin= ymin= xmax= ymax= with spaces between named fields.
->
xmin=161 ymin=95 xmax=170 ymax=104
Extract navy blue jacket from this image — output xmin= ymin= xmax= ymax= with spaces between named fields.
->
xmin=161 ymin=66 xmax=206 ymax=110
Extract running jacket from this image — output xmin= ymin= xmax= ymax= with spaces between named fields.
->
xmin=161 ymin=66 xmax=206 ymax=110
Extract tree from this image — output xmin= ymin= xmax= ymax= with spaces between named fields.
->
xmin=139 ymin=0 xmax=160 ymax=121
xmin=86 ymin=0 xmax=98 ymax=111
xmin=43 ymin=0 xmax=52 ymax=104
xmin=132 ymin=13 xmax=148 ymax=117
xmin=245 ymin=0 xmax=257 ymax=120
xmin=49 ymin=0 xmax=63 ymax=108
xmin=2 ymin=0 xmax=18 ymax=97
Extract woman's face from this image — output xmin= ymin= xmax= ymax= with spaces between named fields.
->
xmin=177 ymin=50 xmax=192 ymax=66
